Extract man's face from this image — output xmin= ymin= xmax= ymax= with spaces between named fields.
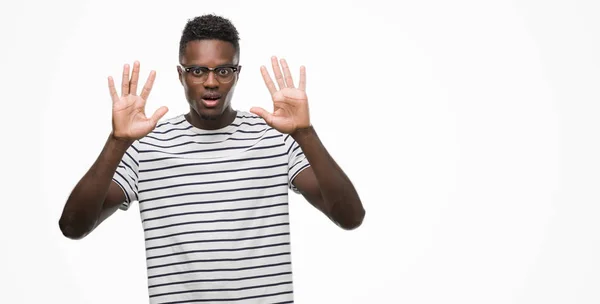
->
xmin=178 ymin=39 xmax=240 ymax=119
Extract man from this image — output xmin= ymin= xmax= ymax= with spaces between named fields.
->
xmin=59 ymin=14 xmax=365 ymax=303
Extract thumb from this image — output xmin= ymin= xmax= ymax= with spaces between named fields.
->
xmin=149 ymin=106 xmax=169 ymax=126
xmin=250 ymin=107 xmax=274 ymax=125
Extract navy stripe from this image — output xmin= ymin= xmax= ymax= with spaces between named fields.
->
xmin=141 ymin=182 xmax=288 ymax=204
xmin=155 ymin=117 xmax=186 ymax=129
xmin=150 ymin=125 xmax=193 ymax=134
xmin=139 ymin=142 xmax=283 ymax=156
xmin=146 ymin=242 xmax=290 ymax=261
xmin=237 ymin=115 xmax=263 ymax=119
xmin=145 ymin=222 xmax=289 ymax=242
xmin=148 ymin=271 xmax=292 ymax=289
xmin=159 ymin=291 xmax=293 ymax=304
xmin=146 ymin=132 xmax=230 ymax=142
xmin=140 ymin=173 xmax=287 ymax=195
xmin=291 ymin=163 xmax=310 ymax=181
xmin=140 ymin=162 xmax=287 ymax=184
xmin=112 ymin=178 xmax=130 ymax=203
xmin=145 ymin=212 xmax=288 ymax=233
xmin=120 ymin=159 xmax=138 ymax=179
xmin=151 ymin=281 xmax=292 ymax=299
xmin=148 ymin=260 xmax=292 ymax=279
xmin=143 ymin=202 xmax=288 ymax=223
xmin=289 ymin=160 xmax=304 ymax=171
xmin=139 ymin=151 xmax=285 ymax=173
xmin=148 ymin=251 xmax=291 ymax=270
xmin=118 ymin=164 xmax=138 ymax=182
xmin=118 ymin=164 xmax=130 ymax=177
xmin=155 ymin=116 xmax=262 ymax=130
xmin=230 ymin=121 xmax=268 ymax=127
xmin=250 ymin=143 xmax=284 ymax=151
xmin=237 ymin=129 xmax=269 ymax=133
xmin=114 ymin=170 xmax=137 ymax=201
xmin=146 ymin=232 xmax=290 ymax=252
xmin=140 ymin=134 xmax=281 ymax=149
xmin=140 ymin=144 xmax=252 ymax=155
xmin=140 ymin=192 xmax=288 ymax=214
xmin=145 ymin=127 xmax=271 ymax=142
xmin=124 ymin=150 xmax=138 ymax=167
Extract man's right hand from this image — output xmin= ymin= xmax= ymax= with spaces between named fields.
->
xmin=108 ymin=61 xmax=168 ymax=142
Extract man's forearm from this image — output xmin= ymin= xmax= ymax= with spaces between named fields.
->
xmin=291 ymin=126 xmax=365 ymax=229
xmin=59 ymin=134 xmax=132 ymax=239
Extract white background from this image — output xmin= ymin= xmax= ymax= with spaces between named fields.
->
xmin=1 ymin=0 xmax=599 ymax=303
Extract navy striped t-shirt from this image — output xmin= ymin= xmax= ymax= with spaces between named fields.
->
xmin=112 ymin=110 xmax=310 ymax=303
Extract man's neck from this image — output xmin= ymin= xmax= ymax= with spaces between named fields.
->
xmin=185 ymin=107 xmax=237 ymax=130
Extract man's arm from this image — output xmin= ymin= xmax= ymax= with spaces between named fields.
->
xmin=58 ymin=135 xmax=130 ymax=240
xmin=290 ymin=127 xmax=365 ymax=230
xmin=250 ymin=56 xmax=365 ymax=229
xmin=59 ymin=61 xmax=168 ymax=240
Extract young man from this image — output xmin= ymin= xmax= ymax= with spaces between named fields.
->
xmin=59 ymin=14 xmax=365 ymax=303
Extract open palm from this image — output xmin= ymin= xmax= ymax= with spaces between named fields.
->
xmin=108 ymin=61 xmax=168 ymax=141
xmin=251 ymin=56 xmax=310 ymax=134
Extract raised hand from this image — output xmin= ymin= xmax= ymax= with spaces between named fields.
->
xmin=250 ymin=56 xmax=310 ymax=134
xmin=108 ymin=61 xmax=168 ymax=141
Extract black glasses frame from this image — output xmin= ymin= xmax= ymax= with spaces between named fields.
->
xmin=180 ymin=65 xmax=242 ymax=83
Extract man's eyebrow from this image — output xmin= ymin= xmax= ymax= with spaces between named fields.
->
xmin=182 ymin=63 xmax=237 ymax=68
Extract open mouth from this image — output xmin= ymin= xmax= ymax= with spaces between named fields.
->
xmin=201 ymin=94 xmax=221 ymax=108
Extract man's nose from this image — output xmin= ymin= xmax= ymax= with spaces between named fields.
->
xmin=203 ymin=71 xmax=219 ymax=88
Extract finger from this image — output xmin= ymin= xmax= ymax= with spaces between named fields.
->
xmin=260 ymin=66 xmax=277 ymax=95
xmin=299 ymin=65 xmax=306 ymax=91
xmin=250 ymin=106 xmax=274 ymax=126
xmin=140 ymin=70 xmax=157 ymax=101
xmin=129 ymin=61 xmax=140 ymax=96
xmin=271 ymin=56 xmax=286 ymax=90
xmin=108 ymin=76 xmax=119 ymax=103
xmin=121 ymin=63 xmax=130 ymax=96
xmin=149 ymin=106 xmax=169 ymax=126
xmin=280 ymin=58 xmax=295 ymax=88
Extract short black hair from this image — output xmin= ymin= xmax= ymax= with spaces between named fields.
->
xmin=179 ymin=14 xmax=240 ymax=61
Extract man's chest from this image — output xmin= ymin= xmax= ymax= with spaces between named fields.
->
xmin=136 ymin=145 xmax=291 ymax=240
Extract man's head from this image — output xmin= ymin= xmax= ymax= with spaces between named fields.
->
xmin=177 ymin=14 xmax=241 ymax=120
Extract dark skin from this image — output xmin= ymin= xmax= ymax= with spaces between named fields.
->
xmin=177 ymin=40 xmax=239 ymax=129
xmin=58 ymin=39 xmax=364 ymax=240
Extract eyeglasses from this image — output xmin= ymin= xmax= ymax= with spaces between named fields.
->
xmin=180 ymin=65 xmax=241 ymax=84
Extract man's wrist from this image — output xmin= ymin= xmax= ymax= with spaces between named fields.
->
xmin=108 ymin=132 xmax=134 ymax=152
xmin=290 ymin=125 xmax=315 ymax=142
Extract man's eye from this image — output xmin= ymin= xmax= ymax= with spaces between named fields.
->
xmin=191 ymin=68 xmax=205 ymax=76
xmin=217 ymin=68 xmax=232 ymax=76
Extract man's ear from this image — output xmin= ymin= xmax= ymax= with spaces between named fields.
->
xmin=177 ymin=65 xmax=183 ymax=85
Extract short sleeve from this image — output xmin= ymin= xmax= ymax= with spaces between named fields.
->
xmin=283 ymin=134 xmax=311 ymax=193
xmin=112 ymin=140 xmax=140 ymax=211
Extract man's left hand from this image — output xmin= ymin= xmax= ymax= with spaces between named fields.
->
xmin=250 ymin=56 xmax=311 ymax=134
